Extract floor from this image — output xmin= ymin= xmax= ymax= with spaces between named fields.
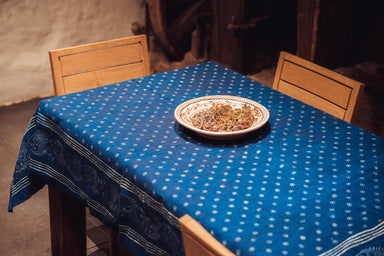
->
xmin=1 ymin=62 xmax=383 ymax=255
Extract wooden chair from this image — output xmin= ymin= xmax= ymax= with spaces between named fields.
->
xmin=48 ymin=35 xmax=150 ymax=256
xmin=49 ymin=34 xmax=150 ymax=96
xmin=180 ymin=214 xmax=235 ymax=256
xmin=272 ymin=51 xmax=364 ymax=123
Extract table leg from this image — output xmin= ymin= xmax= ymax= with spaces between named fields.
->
xmin=48 ymin=186 xmax=86 ymax=256
xmin=109 ymin=228 xmax=119 ymax=256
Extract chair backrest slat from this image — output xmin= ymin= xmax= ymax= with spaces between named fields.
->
xmin=49 ymin=35 xmax=150 ymax=96
xmin=273 ymin=51 xmax=364 ymax=122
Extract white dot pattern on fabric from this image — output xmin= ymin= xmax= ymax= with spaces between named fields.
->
xmin=41 ymin=62 xmax=384 ymax=256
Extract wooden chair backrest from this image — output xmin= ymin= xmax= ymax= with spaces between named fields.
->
xmin=272 ymin=51 xmax=364 ymax=122
xmin=179 ymin=214 xmax=235 ymax=256
xmin=49 ymin=34 xmax=150 ymax=96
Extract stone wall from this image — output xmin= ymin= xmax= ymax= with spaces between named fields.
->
xmin=0 ymin=0 xmax=145 ymax=106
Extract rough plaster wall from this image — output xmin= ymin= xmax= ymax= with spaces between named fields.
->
xmin=0 ymin=0 xmax=145 ymax=106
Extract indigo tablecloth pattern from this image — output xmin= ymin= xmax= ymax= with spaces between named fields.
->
xmin=9 ymin=62 xmax=384 ymax=256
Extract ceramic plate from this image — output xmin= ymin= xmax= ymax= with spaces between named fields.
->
xmin=174 ymin=95 xmax=269 ymax=140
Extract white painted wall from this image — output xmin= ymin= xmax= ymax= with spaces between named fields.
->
xmin=0 ymin=0 xmax=145 ymax=106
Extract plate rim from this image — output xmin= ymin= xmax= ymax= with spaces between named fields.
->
xmin=174 ymin=95 xmax=270 ymax=139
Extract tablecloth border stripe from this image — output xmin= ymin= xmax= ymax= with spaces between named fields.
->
xmin=25 ymin=115 xmax=37 ymax=134
xmin=119 ymin=224 xmax=170 ymax=256
xmin=10 ymin=176 xmax=30 ymax=197
xmin=319 ymin=221 xmax=384 ymax=256
xmin=30 ymin=158 xmax=116 ymax=222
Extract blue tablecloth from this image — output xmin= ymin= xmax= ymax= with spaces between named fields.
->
xmin=9 ymin=62 xmax=384 ymax=256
